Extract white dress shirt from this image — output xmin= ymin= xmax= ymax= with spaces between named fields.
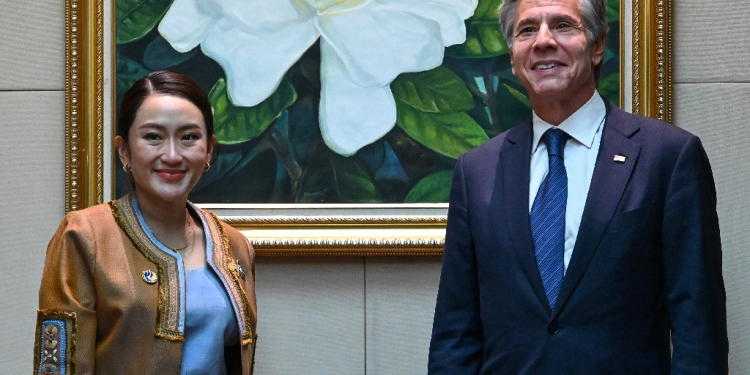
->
xmin=529 ymin=92 xmax=606 ymax=272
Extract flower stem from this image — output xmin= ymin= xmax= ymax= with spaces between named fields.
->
xmin=267 ymin=127 xmax=303 ymax=194
xmin=483 ymin=74 xmax=502 ymax=135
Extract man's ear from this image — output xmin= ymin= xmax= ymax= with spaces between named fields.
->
xmin=591 ymin=35 xmax=606 ymax=66
xmin=115 ymin=136 xmax=130 ymax=166
xmin=509 ymin=49 xmax=516 ymax=75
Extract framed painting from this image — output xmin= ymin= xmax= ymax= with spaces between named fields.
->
xmin=64 ymin=0 xmax=672 ymax=255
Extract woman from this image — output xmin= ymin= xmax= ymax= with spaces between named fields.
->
xmin=33 ymin=70 xmax=257 ymax=375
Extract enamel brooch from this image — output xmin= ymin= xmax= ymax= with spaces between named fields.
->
xmin=142 ymin=269 xmax=158 ymax=284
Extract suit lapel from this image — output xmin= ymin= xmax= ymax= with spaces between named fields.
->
xmin=552 ymin=105 xmax=642 ymax=317
xmin=500 ymin=123 xmax=551 ymax=313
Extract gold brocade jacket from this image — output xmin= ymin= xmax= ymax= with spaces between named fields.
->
xmin=34 ymin=194 xmax=257 ymax=375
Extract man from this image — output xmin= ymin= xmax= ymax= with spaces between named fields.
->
xmin=428 ymin=0 xmax=728 ymax=373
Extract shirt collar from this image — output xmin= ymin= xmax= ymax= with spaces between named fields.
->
xmin=531 ymin=91 xmax=606 ymax=155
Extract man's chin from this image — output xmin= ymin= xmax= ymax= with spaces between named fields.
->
xmin=527 ymin=86 xmax=570 ymax=103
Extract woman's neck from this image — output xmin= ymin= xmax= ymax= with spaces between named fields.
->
xmin=134 ymin=191 xmax=189 ymax=238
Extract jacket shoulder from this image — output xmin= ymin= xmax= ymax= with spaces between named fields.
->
xmin=609 ymin=105 xmax=696 ymax=146
xmin=65 ymin=202 xmax=116 ymax=221
xmin=54 ymin=202 xmax=118 ymax=239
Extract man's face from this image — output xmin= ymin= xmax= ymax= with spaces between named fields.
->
xmin=509 ymin=0 xmax=604 ymax=105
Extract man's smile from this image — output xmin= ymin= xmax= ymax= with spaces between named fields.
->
xmin=533 ymin=62 xmax=563 ymax=70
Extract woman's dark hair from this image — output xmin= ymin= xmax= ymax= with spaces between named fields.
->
xmin=117 ymin=70 xmax=214 ymax=140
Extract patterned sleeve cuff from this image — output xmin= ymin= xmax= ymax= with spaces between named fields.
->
xmin=34 ymin=310 xmax=77 ymax=375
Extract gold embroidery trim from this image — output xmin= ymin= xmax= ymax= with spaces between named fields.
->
xmin=109 ymin=198 xmax=184 ymax=341
xmin=207 ymin=211 xmax=254 ymax=345
xmin=35 ymin=309 xmax=77 ymax=375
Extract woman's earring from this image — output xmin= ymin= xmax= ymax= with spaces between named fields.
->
xmin=123 ymin=163 xmax=132 ymax=173
xmin=204 ymin=162 xmax=211 ymax=172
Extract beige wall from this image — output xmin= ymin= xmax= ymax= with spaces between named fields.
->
xmin=673 ymin=2 xmax=750 ymax=372
xmin=2 ymin=1 xmax=748 ymax=374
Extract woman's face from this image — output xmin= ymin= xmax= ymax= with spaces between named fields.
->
xmin=116 ymin=94 xmax=215 ymax=205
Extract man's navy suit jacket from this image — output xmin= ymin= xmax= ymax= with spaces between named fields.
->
xmin=428 ymin=103 xmax=728 ymax=374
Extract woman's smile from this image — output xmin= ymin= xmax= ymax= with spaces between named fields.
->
xmin=155 ymin=168 xmax=187 ymax=182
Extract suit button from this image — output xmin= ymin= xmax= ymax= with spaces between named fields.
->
xmin=548 ymin=326 xmax=559 ymax=335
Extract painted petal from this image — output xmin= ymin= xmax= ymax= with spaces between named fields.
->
xmin=316 ymin=2 xmax=446 ymax=87
xmin=424 ymin=0 xmax=478 ymax=19
xmin=200 ymin=18 xmax=319 ymax=106
xmin=319 ymin=40 xmax=396 ymax=156
xmin=158 ymin=0 xmax=221 ymax=52
xmin=213 ymin=0 xmax=316 ymax=33
xmin=376 ymin=0 xmax=478 ymax=45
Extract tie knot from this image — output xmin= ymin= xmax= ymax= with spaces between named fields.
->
xmin=542 ymin=128 xmax=570 ymax=158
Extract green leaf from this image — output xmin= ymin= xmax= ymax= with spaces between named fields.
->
xmin=607 ymin=0 xmax=620 ymax=23
xmin=446 ymin=0 xmax=506 ymax=58
xmin=473 ymin=0 xmax=504 ymax=19
xmin=405 ymin=170 xmax=453 ymax=203
xmin=116 ymin=0 xmax=173 ymax=44
xmin=598 ymin=72 xmax=620 ymax=107
xmin=143 ymin=35 xmax=196 ymax=70
xmin=391 ymin=66 xmax=475 ymax=113
xmin=603 ymin=46 xmax=615 ymax=64
xmin=191 ymin=136 xmax=273 ymax=191
xmin=296 ymin=151 xmax=382 ymax=203
xmin=116 ymin=53 xmax=150 ymax=96
xmin=396 ymin=102 xmax=489 ymax=159
xmin=503 ymin=84 xmax=530 ymax=108
xmin=209 ymin=77 xmax=297 ymax=144
xmin=493 ymin=81 xmax=532 ymax=132
xmin=447 ymin=22 xmax=508 ymax=58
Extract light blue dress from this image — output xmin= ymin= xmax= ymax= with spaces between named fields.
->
xmin=180 ymin=266 xmax=240 ymax=375
xmin=132 ymin=196 xmax=243 ymax=374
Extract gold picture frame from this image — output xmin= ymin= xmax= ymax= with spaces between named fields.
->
xmin=64 ymin=0 xmax=672 ymax=255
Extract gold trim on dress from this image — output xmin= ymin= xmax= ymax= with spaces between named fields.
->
xmin=204 ymin=211 xmax=255 ymax=345
xmin=108 ymin=197 xmax=184 ymax=341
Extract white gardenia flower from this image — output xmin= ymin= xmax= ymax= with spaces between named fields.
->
xmin=159 ymin=0 xmax=478 ymax=156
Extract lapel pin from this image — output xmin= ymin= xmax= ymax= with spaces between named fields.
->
xmin=142 ymin=269 xmax=158 ymax=284
xmin=233 ymin=259 xmax=246 ymax=280
xmin=613 ymin=154 xmax=627 ymax=163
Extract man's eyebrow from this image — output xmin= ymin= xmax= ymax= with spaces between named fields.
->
xmin=514 ymin=17 xmax=537 ymax=29
xmin=549 ymin=13 xmax=580 ymax=25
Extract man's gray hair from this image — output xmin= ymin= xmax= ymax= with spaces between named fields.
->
xmin=498 ymin=0 xmax=609 ymax=81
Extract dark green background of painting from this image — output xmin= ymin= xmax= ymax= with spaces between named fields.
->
xmin=115 ymin=0 xmax=620 ymax=204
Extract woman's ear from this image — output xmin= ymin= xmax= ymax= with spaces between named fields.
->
xmin=206 ymin=135 xmax=217 ymax=164
xmin=115 ymin=136 xmax=130 ymax=166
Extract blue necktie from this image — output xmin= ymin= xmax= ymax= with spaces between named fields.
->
xmin=530 ymin=128 xmax=571 ymax=310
